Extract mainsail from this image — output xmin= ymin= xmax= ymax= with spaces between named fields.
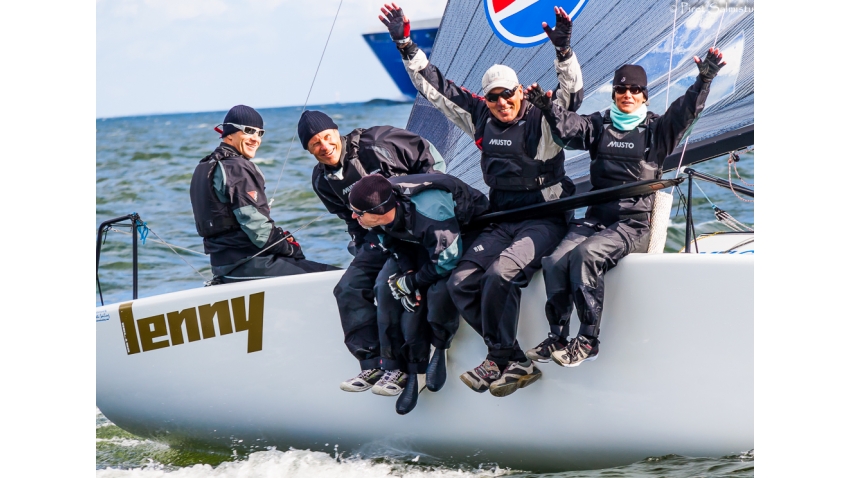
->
xmin=405 ymin=0 xmax=754 ymax=193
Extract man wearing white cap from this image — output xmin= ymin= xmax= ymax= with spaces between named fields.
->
xmin=379 ymin=5 xmax=584 ymax=397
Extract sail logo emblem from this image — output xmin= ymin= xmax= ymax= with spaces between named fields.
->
xmin=484 ymin=0 xmax=588 ymax=48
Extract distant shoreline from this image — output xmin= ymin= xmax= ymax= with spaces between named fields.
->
xmin=96 ymin=98 xmax=415 ymax=122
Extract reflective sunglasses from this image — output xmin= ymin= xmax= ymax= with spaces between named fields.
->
xmin=612 ymin=85 xmax=645 ymax=95
xmin=349 ymin=195 xmax=395 ymax=217
xmin=216 ymin=123 xmax=266 ymax=137
xmin=485 ymin=86 xmax=519 ymax=102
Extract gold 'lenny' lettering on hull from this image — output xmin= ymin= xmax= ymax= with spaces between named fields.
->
xmin=118 ymin=292 xmax=265 ymax=355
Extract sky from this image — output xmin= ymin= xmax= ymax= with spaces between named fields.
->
xmin=96 ymin=0 xmax=448 ymax=118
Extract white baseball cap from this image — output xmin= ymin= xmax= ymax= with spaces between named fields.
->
xmin=481 ymin=64 xmax=519 ymax=94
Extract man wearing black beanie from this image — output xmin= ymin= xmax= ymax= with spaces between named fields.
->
xmin=190 ymin=105 xmax=338 ymax=283
xmin=347 ymin=173 xmax=489 ymax=414
xmin=297 ymin=109 xmax=447 ymax=394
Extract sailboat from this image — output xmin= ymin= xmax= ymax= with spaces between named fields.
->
xmin=96 ymin=0 xmax=754 ymax=472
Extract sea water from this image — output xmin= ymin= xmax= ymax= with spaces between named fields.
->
xmin=95 ymin=101 xmax=754 ymax=476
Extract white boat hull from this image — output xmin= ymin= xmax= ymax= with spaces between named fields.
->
xmin=96 ymin=253 xmax=753 ymax=471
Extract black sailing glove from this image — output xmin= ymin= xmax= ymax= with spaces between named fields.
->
xmin=695 ymin=47 xmax=726 ymax=82
xmin=543 ymin=7 xmax=573 ymax=59
xmin=388 ymin=272 xmax=420 ymax=312
xmin=269 ymin=227 xmax=305 ymax=259
xmin=283 ymin=231 xmax=305 ymax=260
xmin=526 ymin=84 xmax=554 ymax=114
xmin=379 ymin=4 xmax=410 ymax=43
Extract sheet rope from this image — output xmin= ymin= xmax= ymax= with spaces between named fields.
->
xmin=269 ymin=0 xmax=345 ymax=206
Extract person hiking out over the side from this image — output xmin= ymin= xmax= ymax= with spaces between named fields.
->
xmin=380 ymin=4 xmax=583 ymax=398
xmin=190 ymin=105 xmax=338 ymax=284
xmin=346 ymin=173 xmax=489 ymax=414
xmin=298 ymin=110 xmax=446 ymax=395
xmin=524 ymin=48 xmax=726 ymax=367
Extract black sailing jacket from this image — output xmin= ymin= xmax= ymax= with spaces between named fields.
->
xmin=311 ymin=125 xmax=444 ymax=245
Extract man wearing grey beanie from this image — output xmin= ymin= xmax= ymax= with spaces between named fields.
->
xmin=298 ymin=109 xmax=447 ymax=394
xmin=190 ymin=105 xmax=338 ymax=284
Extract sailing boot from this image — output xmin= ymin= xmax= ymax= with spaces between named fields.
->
xmin=551 ymin=335 xmax=599 ymax=367
xmin=396 ymin=372 xmax=419 ymax=415
xmin=426 ymin=348 xmax=447 ymax=392
xmin=489 ymin=359 xmax=542 ymax=397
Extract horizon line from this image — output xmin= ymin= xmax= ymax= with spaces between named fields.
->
xmin=96 ymin=97 xmax=415 ymax=121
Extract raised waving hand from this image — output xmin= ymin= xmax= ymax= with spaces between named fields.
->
xmin=543 ymin=6 xmax=573 ymax=58
xmin=694 ymin=47 xmax=726 ymax=81
xmin=379 ymin=3 xmax=410 ymax=44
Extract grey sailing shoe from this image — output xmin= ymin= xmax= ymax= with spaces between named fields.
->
xmin=489 ymin=359 xmax=542 ymax=397
xmin=526 ymin=333 xmax=569 ymax=363
xmin=340 ymin=368 xmax=384 ymax=392
xmin=371 ymin=369 xmax=408 ymax=396
xmin=551 ymin=335 xmax=599 ymax=367
xmin=459 ymin=359 xmax=501 ymax=393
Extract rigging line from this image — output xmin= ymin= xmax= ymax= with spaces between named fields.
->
xmin=665 ymin=0 xmax=678 ymax=111
xmin=269 ymin=0 xmax=345 ymax=206
xmin=712 ymin=7 xmax=727 ymax=48
xmin=730 ymin=149 xmax=754 ymax=186
xmin=693 ymin=173 xmax=752 ymax=232
xmin=728 ymin=160 xmax=754 ymax=203
xmin=146 ymin=229 xmax=211 ymax=281
xmin=105 ymin=229 xmax=207 ymax=257
xmin=668 ymin=135 xmax=690 ymax=195
xmin=105 ymin=227 xmax=211 ymax=282
xmin=692 ymin=179 xmax=716 ymax=208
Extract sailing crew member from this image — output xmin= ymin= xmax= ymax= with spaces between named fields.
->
xmin=379 ymin=4 xmax=583 ymax=397
xmin=190 ymin=105 xmax=338 ymax=284
xmin=297 ymin=110 xmax=446 ymax=394
xmin=524 ymin=48 xmax=727 ymax=366
xmin=347 ymin=173 xmax=490 ymax=414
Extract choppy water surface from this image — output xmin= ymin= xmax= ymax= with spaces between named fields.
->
xmin=96 ymin=101 xmax=754 ymax=475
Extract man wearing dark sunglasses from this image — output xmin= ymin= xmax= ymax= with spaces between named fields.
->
xmin=297 ymin=109 xmax=447 ymax=395
xmin=524 ymin=48 xmax=726 ymax=367
xmin=381 ymin=4 xmax=584 ymax=397
xmin=190 ymin=105 xmax=337 ymax=284
xmin=346 ymin=173 xmax=489 ymax=414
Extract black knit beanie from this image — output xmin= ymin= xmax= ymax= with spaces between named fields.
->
xmin=349 ymin=175 xmax=396 ymax=215
xmin=221 ymin=105 xmax=263 ymax=137
xmin=297 ymin=110 xmax=338 ymax=150
xmin=612 ymin=65 xmax=648 ymax=88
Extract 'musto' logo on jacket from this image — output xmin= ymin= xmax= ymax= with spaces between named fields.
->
xmin=489 ymin=139 xmax=512 ymax=146
xmin=606 ymin=141 xmax=635 ymax=149
xmin=118 ymin=292 xmax=265 ymax=355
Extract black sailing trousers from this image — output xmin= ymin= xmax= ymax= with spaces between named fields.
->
xmin=541 ymin=215 xmax=650 ymax=339
xmin=213 ymin=255 xmax=339 ymax=283
xmin=333 ymin=229 xmax=389 ymax=370
xmin=447 ymin=217 xmax=567 ymax=368
xmin=374 ymin=249 xmax=460 ymax=374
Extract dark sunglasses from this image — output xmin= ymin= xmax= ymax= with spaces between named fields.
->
xmin=350 ymin=195 xmax=395 ymax=217
xmin=612 ymin=85 xmax=645 ymax=95
xmin=485 ymin=86 xmax=519 ymax=102
xmin=217 ymin=123 xmax=266 ymax=137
